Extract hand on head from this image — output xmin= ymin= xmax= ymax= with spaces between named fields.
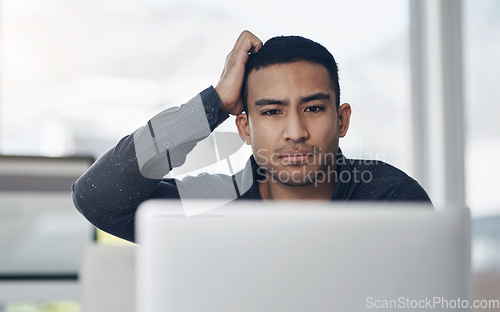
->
xmin=215 ymin=30 xmax=263 ymax=115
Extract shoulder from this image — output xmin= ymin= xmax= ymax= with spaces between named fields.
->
xmin=349 ymin=159 xmax=409 ymax=182
xmin=345 ymin=159 xmax=431 ymax=203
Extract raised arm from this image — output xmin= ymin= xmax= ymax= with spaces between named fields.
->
xmin=72 ymin=87 xmax=227 ymax=241
xmin=72 ymin=30 xmax=263 ymax=242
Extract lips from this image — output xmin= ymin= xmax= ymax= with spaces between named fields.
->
xmin=278 ymin=150 xmax=315 ymax=163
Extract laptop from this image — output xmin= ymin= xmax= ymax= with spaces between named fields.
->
xmin=80 ymin=244 xmax=136 ymax=312
xmin=136 ymin=200 xmax=471 ymax=312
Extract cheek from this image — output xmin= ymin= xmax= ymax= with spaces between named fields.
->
xmin=309 ymin=117 xmax=337 ymax=138
xmin=248 ymin=118 xmax=278 ymax=145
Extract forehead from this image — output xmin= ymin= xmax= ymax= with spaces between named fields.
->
xmin=246 ymin=61 xmax=335 ymax=102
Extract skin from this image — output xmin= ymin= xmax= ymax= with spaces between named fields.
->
xmin=216 ymin=31 xmax=351 ymax=200
xmin=215 ymin=31 xmax=262 ymax=115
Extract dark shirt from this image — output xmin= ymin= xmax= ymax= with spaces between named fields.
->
xmin=153 ymin=153 xmax=430 ymax=201
xmin=72 ymin=86 xmax=431 ymax=243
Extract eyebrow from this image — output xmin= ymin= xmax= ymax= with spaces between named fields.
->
xmin=254 ymin=99 xmax=289 ymax=107
xmin=254 ymin=92 xmax=331 ymax=107
xmin=299 ymin=92 xmax=331 ymax=104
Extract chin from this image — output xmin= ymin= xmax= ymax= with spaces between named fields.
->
xmin=270 ymin=166 xmax=323 ymax=186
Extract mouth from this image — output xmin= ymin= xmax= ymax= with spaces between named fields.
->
xmin=278 ymin=150 xmax=315 ymax=164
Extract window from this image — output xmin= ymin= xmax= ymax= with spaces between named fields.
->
xmin=464 ymin=0 xmax=500 ymax=218
xmin=0 ymin=0 xmax=413 ymax=178
xmin=464 ymin=0 xmax=500 ymax=274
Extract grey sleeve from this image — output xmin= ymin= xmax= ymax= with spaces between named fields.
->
xmin=134 ymin=87 xmax=229 ymax=179
xmin=72 ymin=86 xmax=229 ymax=241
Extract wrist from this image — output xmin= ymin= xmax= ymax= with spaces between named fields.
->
xmin=202 ymin=86 xmax=229 ymax=131
xmin=215 ymin=86 xmax=240 ymax=115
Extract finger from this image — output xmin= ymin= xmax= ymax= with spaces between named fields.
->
xmin=249 ymin=41 xmax=262 ymax=53
xmin=233 ymin=30 xmax=263 ymax=54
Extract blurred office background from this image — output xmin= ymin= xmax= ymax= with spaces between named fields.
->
xmin=0 ymin=0 xmax=499 ymax=310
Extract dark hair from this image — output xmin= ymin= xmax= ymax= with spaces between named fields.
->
xmin=241 ymin=35 xmax=340 ymax=113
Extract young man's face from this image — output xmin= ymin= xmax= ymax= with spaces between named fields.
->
xmin=237 ymin=61 xmax=349 ymax=186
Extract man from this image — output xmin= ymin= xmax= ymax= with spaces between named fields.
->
xmin=72 ymin=31 xmax=431 ymax=242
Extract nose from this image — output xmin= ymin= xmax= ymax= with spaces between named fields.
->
xmin=282 ymin=112 xmax=309 ymax=142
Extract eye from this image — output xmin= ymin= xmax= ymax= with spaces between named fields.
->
xmin=304 ymin=105 xmax=325 ymax=113
xmin=262 ymin=109 xmax=282 ymax=116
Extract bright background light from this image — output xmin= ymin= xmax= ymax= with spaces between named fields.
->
xmin=0 ymin=0 xmax=499 ymax=217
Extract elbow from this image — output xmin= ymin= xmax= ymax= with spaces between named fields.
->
xmin=72 ymin=177 xmax=97 ymax=224
xmin=72 ymin=179 xmax=88 ymax=217
xmin=71 ymin=176 xmax=136 ymax=243
xmin=72 ymin=178 xmax=106 ymax=233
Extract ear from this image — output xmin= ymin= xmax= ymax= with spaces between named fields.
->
xmin=235 ymin=113 xmax=251 ymax=145
xmin=337 ymin=103 xmax=351 ymax=138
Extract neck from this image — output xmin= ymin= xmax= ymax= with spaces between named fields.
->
xmin=258 ymin=166 xmax=337 ymax=200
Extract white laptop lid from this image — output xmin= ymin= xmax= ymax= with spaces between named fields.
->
xmin=80 ymin=244 xmax=136 ymax=312
xmin=136 ymin=200 xmax=471 ymax=312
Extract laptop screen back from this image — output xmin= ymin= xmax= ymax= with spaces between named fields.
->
xmin=136 ymin=200 xmax=470 ymax=312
